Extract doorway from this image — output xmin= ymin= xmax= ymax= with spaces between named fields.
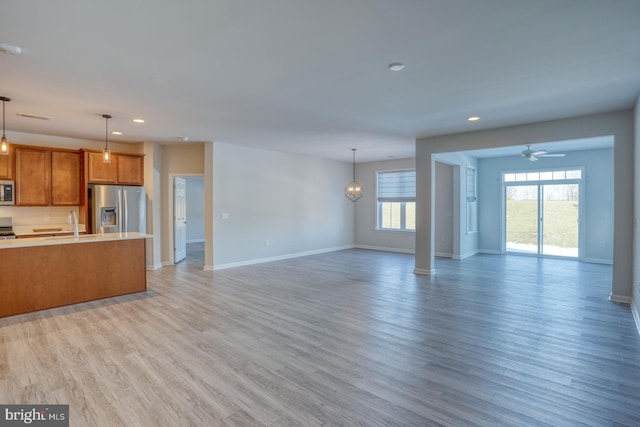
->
xmin=170 ymin=175 xmax=205 ymax=266
xmin=504 ymin=169 xmax=582 ymax=258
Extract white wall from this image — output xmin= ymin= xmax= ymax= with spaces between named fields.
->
xmin=633 ymin=94 xmax=640 ymax=331
xmin=185 ymin=176 xmax=204 ymax=242
xmin=434 ymin=162 xmax=453 ymax=257
xmin=416 ymin=110 xmax=634 ymax=301
xmin=477 ymin=147 xmax=614 ymax=263
xmin=213 ymin=143 xmax=354 ymax=268
xmin=354 ymin=157 xmax=415 ymax=253
xmin=434 ymin=151 xmax=479 ymax=259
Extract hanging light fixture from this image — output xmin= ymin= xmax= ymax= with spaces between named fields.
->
xmin=345 ymin=148 xmax=363 ymax=202
xmin=102 ymin=114 xmax=112 ymax=163
xmin=0 ymin=96 xmax=11 ymax=156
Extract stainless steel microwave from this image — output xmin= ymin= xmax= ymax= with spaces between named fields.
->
xmin=0 ymin=180 xmax=14 ymax=205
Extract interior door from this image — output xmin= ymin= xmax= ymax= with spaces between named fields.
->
xmin=174 ymin=177 xmax=187 ymax=263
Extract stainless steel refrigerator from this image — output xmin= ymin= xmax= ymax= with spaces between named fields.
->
xmin=89 ymin=185 xmax=146 ymax=234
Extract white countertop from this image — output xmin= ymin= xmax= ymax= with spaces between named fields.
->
xmin=0 ymin=232 xmax=153 ymax=249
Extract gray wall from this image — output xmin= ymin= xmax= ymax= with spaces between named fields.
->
xmin=434 ymin=162 xmax=454 ymax=257
xmin=213 ymin=143 xmax=354 ymax=268
xmin=416 ymin=110 xmax=634 ymax=300
xmin=633 ymin=94 xmax=640 ymax=325
xmin=185 ymin=176 xmax=205 ymax=243
xmin=477 ymin=148 xmax=614 ymax=263
xmin=434 ymin=151 xmax=479 ymax=259
xmin=354 ymin=157 xmax=415 ymax=253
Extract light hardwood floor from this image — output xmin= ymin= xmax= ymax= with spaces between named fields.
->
xmin=1 ymin=246 xmax=639 ymax=426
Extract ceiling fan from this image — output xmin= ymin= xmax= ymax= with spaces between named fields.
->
xmin=520 ymin=145 xmax=566 ymax=162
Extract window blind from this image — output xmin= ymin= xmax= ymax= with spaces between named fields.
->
xmin=377 ymin=170 xmax=416 ymax=202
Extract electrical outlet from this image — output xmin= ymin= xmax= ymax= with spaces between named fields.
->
xmin=265 ymin=240 xmax=269 ymax=247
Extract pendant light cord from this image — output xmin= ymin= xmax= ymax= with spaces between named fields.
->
xmin=352 ymin=149 xmax=356 ymax=180
xmin=104 ymin=116 xmax=109 ymax=150
xmin=1 ymin=99 xmax=5 ymax=140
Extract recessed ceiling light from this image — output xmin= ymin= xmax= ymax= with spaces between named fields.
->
xmin=388 ymin=63 xmax=405 ymax=71
xmin=133 ymin=119 xmax=144 ymax=123
xmin=111 ymin=131 xmax=122 ymax=135
xmin=0 ymin=43 xmax=22 ymax=55
xmin=468 ymin=116 xmax=480 ymax=122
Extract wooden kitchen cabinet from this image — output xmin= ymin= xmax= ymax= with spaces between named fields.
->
xmin=86 ymin=151 xmax=117 ymax=184
xmin=15 ymin=146 xmax=81 ymax=206
xmin=0 ymin=146 xmax=13 ymax=179
xmin=117 ymin=154 xmax=144 ymax=185
xmin=85 ymin=150 xmax=144 ymax=185
xmin=15 ymin=146 xmax=51 ymax=206
xmin=51 ymin=150 xmax=81 ymax=205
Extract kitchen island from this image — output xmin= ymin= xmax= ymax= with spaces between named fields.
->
xmin=0 ymin=232 xmax=152 ymax=318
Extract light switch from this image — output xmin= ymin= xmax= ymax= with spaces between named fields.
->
xmin=220 ymin=212 xmax=230 ymax=220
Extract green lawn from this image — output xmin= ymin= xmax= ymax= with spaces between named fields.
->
xmin=506 ymin=200 xmax=578 ymax=247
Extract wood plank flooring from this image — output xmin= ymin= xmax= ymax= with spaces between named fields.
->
xmin=1 ymin=246 xmax=639 ymax=426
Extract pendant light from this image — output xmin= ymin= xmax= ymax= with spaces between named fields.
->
xmin=0 ymin=96 xmax=11 ymax=156
xmin=345 ymin=148 xmax=363 ymax=202
xmin=102 ymin=114 xmax=112 ymax=163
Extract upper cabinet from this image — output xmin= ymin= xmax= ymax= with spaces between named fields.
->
xmin=86 ymin=151 xmax=117 ymax=183
xmin=117 ymin=154 xmax=144 ymax=185
xmin=15 ymin=146 xmax=52 ymax=206
xmin=0 ymin=146 xmax=13 ymax=180
xmin=85 ymin=150 xmax=144 ymax=186
xmin=15 ymin=146 xmax=81 ymax=206
xmin=51 ymin=150 xmax=81 ymax=205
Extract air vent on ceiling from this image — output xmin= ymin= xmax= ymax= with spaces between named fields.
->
xmin=18 ymin=112 xmax=51 ymax=120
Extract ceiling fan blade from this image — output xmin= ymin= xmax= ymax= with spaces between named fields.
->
xmin=537 ymin=153 xmax=565 ymax=157
xmin=528 ymin=156 xmax=539 ymax=162
xmin=532 ymin=150 xmax=547 ymax=156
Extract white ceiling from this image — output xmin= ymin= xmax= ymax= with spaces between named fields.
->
xmin=1 ymin=1 xmax=639 ymax=163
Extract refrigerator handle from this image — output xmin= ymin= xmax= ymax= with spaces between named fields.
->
xmin=117 ymin=189 xmax=122 ymax=234
xmin=124 ymin=190 xmax=128 ymax=233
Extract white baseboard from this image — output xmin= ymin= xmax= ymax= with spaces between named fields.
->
xmin=632 ymin=300 xmax=640 ymax=336
xmin=609 ymin=293 xmax=632 ymax=304
xmin=478 ymin=249 xmax=502 ymax=255
xmin=213 ymin=245 xmax=355 ymax=270
xmin=414 ymin=268 xmax=436 ymax=275
xmin=453 ymin=250 xmax=479 ymax=260
xmin=146 ymin=262 xmax=163 ymax=271
xmin=187 ymin=238 xmax=205 ymax=243
xmin=203 ymin=265 xmax=214 ymax=271
xmin=355 ymin=244 xmax=414 ymax=254
xmin=435 ymin=252 xmax=453 ymax=258
xmin=162 ymin=261 xmax=174 ymax=267
xmin=583 ymin=258 xmax=613 ymax=265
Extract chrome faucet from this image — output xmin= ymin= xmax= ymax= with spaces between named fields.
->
xmin=68 ymin=210 xmax=79 ymax=240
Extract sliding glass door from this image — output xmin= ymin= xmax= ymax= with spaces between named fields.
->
xmin=504 ymin=170 xmax=581 ymax=258
xmin=506 ymin=185 xmax=538 ymax=254
xmin=541 ymin=184 xmax=579 ymax=257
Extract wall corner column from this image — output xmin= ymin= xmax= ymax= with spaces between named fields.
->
xmin=415 ymin=140 xmax=436 ymax=275
xmin=203 ymin=141 xmax=215 ymax=270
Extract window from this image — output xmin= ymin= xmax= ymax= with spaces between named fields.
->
xmin=467 ymin=167 xmax=477 ymax=233
xmin=377 ymin=170 xmax=416 ymax=231
xmin=504 ymin=168 xmax=581 ymax=183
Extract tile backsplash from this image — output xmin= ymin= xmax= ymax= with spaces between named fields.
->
xmin=0 ymin=206 xmax=80 ymax=228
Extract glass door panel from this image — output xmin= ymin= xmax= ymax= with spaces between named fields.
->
xmin=506 ymin=185 xmax=539 ymax=254
xmin=541 ymin=184 xmax=579 ymax=257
